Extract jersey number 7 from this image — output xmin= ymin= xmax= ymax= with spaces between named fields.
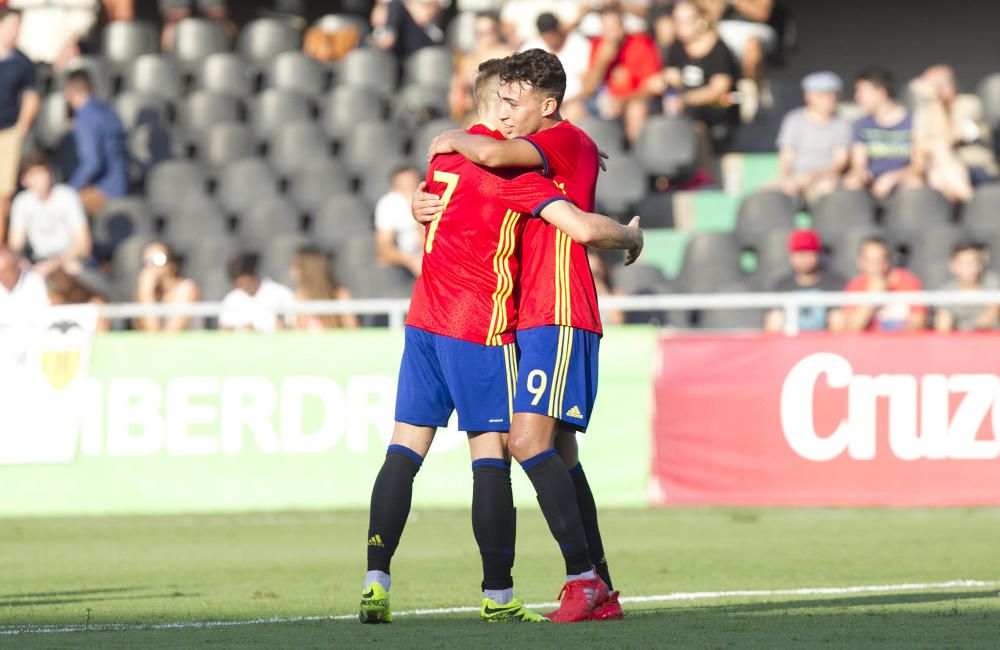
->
xmin=425 ymin=171 xmax=459 ymax=254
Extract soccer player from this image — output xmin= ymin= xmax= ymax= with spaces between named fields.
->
xmin=359 ymin=59 xmax=642 ymax=625
xmin=425 ymin=49 xmax=623 ymax=622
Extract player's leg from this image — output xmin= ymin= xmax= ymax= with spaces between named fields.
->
xmin=508 ymin=326 xmax=607 ymax=622
xmin=361 ymin=327 xmax=453 ymax=624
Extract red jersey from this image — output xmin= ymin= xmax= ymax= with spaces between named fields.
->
xmin=517 ymin=121 xmax=603 ymax=335
xmin=407 ymin=124 xmax=567 ymax=346
xmin=590 ymin=34 xmax=662 ymax=98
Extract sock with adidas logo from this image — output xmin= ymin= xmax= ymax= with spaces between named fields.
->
xmin=366 ymin=444 xmax=422 ymax=576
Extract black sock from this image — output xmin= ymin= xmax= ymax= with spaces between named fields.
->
xmin=471 ymin=459 xmax=516 ymax=591
xmin=367 ymin=444 xmax=422 ymax=573
xmin=570 ymin=463 xmax=613 ymax=591
xmin=520 ymin=450 xmax=591 ymax=575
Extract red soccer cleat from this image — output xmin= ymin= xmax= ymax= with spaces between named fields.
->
xmin=589 ymin=590 xmax=623 ymax=621
xmin=544 ymin=578 xmax=609 ymax=623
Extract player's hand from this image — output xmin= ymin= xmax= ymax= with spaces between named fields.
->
xmin=427 ymin=129 xmax=463 ymax=162
xmin=598 ymin=149 xmax=609 ymax=172
xmin=411 ymin=181 xmax=443 ymax=224
xmin=624 ymin=216 xmax=643 ymax=266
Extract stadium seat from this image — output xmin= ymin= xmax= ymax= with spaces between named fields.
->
xmin=266 ymin=51 xmax=327 ymax=97
xmin=113 ymin=92 xmax=169 ymax=131
xmin=178 ymin=91 xmax=243 ymax=139
xmin=675 ymin=232 xmax=745 ymax=293
xmin=810 ymin=189 xmax=877 ymax=243
xmin=268 ymin=121 xmax=332 ymax=177
xmin=576 ymin=116 xmax=626 ymax=153
xmin=195 ymin=52 xmax=256 ymax=98
xmin=321 ymin=86 xmax=387 ymax=141
xmin=904 ymin=224 xmax=967 ymax=289
xmin=697 ymin=280 xmax=763 ymax=330
xmin=340 ymin=48 xmax=397 ymax=96
xmin=250 ymin=89 xmax=313 ymax=139
xmin=34 ymin=92 xmax=72 ymax=148
xmin=342 ymin=121 xmax=406 ymax=176
xmin=181 ymin=237 xmax=241 ymax=301
xmin=108 ymin=233 xmax=159 ymax=301
xmin=146 ymin=159 xmax=210 ymax=215
xmin=635 ymin=192 xmax=675 ymax=229
xmin=610 ymin=262 xmax=673 ymax=325
xmin=446 ymin=10 xmax=477 ymax=53
xmin=101 ymin=21 xmax=157 ymax=68
xmin=311 ymin=194 xmax=375 ymax=242
xmin=91 ymin=197 xmax=155 ymax=262
xmin=261 ymin=232 xmax=312 ymax=287
xmin=288 ymin=157 xmax=352 ymax=211
xmin=410 ymin=117 xmax=459 ymax=171
xmin=882 ymin=187 xmax=952 ymax=239
xmin=976 ymin=73 xmax=1000 ymax=128
xmin=734 ymin=190 xmax=796 ymax=249
xmin=238 ymin=195 xmax=303 ymax=245
xmin=402 ymin=46 xmax=453 ymax=89
xmin=161 ymin=197 xmax=230 ymax=247
xmin=171 ymin=18 xmax=231 ymax=67
xmin=201 ymin=122 xmax=257 ymax=167
xmin=634 ymin=116 xmax=699 ymax=178
xmin=238 ymin=18 xmax=302 ymax=65
xmin=125 ymin=54 xmax=183 ymax=100
xmin=826 ymin=226 xmax=886 ymax=280
xmin=358 ymin=156 xmax=411 ymax=207
xmin=751 ymin=228 xmax=795 ymax=290
xmin=595 ymin=154 xmax=647 ymax=216
xmin=391 ymin=84 xmax=451 ymax=130
xmin=216 ymin=158 xmax=281 ymax=214
xmin=960 ymin=183 xmax=1000 ymax=240
xmin=57 ymin=56 xmax=113 ymax=99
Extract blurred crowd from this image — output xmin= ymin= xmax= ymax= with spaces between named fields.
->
xmin=0 ymin=0 xmax=999 ymax=334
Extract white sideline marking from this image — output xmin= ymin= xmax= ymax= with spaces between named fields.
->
xmin=2 ymin=580 xmax=997 ymax=636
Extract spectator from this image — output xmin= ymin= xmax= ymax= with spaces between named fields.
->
xmin=371 ymin=0 xmax=445 ymax=59
xmin=45 ymin=266 xmax=110 ymax=331
xmin=375 ymin=165 xmax=423 ymax=277
xmin=103 ymin=0 xmax=134 ymax=21
xmin=161 ymin=0 xmax=236 ymax=52
xmin=449 ymin=12 xmax=513 ymax=121
xmin=588 ymin=250 xmax=625 ymax=325
xmin=842 ymin=236 xmax=926 ymax=332
xmin=934 ymin=242 xmax=1000 ymax=332
xmin=0 ymin=243 xmax=48 ymax=311
xmin=843 ymin=67 xmax=923 ymax=200
xmin=290 ymin=245 xmax=359 ymax=330
xmin=519 ymin=12 xmax=591 ymax=119
xmin=63 ymin=69 xmax=128 ymax=217
xmin=911 ymin=64 xmax=999 ymax=203
xmin=644 ymin=0 xmax=739 ymax=175
xmin=0 ymin=7 xmax=39 ymax=242
xmin=776 ymin=72 xmax=851 ymax=204
xmin=133 ymin=241 xmax=202 ymax=332
xmin=219 ymin=252 xmax=295 ymax=333
xmin=8 ymin=0 xmax=98 ymax=68
xmin=500 ymin=0 xmax=581 ymax=47
xmin=8 ymin=152 xmax=91 ymax=276
xmin=764 ymin=229 xmax=846 ymax=333
xmin=580 ymin=3 xmax=661 ymax=144
xmin=648 ymin=0 xmax=676 ymax=60
xmin=699 ymin=0 xmax=776 ymax=117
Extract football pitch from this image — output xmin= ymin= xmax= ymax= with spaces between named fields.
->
xmin=4 ymin=508 xmax=1000 ymax=648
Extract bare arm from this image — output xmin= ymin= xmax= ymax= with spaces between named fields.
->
xmin=778 ymin=147 xmax=796 ymax=179
xmin=428 ymin=130 xmax=544 ymax=169
xmin=162 ymin=281 xmax=199 ymax=332
xmin=681 ymin=74 xmax=732 ymax=107
xmin=63 ymin=224 xmax=92 ymax=262
xmin=974 ymin=304 xmax=1000 ymax=330
xmin=336 ymin=286 xmax=360 ymax=329
xmin=16 ymin=90 xmax=40 ymax=133
xmin=376 ymin=228 xmax=422 ymax=276
xmin=731 ymin=0 xmax=774 ymax=22
xmin=8 ymin=225 xmax=26 ymax=255
xmin=538 ymin=201 xmax=643 ymax=264
xmin=844 ymin=305 xmax=877 ymax=332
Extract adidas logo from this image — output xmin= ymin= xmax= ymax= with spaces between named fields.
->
xmin=566 ymin=405 xmax=583 ymax=419
xmin=368 ymin=534 xmax=384 ymax=548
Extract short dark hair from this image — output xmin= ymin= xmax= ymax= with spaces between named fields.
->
xmin=952 ymin=241 xmax=984 ymax=257
xmin=20 ymin=150 xmax=50 ymax=175
xmin=0 ymin=7 xmax=22 ymax=20
xmin=475 ymin=10 xmax=500 ymax=24
xmin=227 ymin=252 xmax=259 ymax=281
xmin=599 ymin=2 xmax=623 ymax=16
xmin=536 ymin=12 xmax=559 ymax=34
xmin=856 ymin=66 xmax=895 ymax=98
xmin=859 ymin=235 xmax=890 ymax=255
xmin=66 ymin=69 xmax=93 ymax=93
xmin=499 ymin=48 xmax=567 ymax=106
xmin=474 ymin=56 xmax=507 ymax=106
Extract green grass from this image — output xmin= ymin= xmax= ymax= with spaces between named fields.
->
xmin=4 ymin=509 xmax=1000 ymax=648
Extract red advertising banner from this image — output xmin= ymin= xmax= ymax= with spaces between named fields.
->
xmin=651 ymin=333 xmax=1000 ymax=506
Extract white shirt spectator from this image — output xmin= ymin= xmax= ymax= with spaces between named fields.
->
xmin=9 ymin=0 xmax=99 ymax=64
xmin=218 ymin=278 xmax=295 ymax=333
xmin=520 ymin=30 xmax=591 ymax=102
xmin=375 ymin=191 xmax=423 ymax=257
xmin=10 ymin=184 xmax=87 ymax=259
xmin=501 ymin=0 xmax=581 ymax=44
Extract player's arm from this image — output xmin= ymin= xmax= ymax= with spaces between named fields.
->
xmin=428 ymin=129 xmax=544 ymax=170
xmin=411 ymin=181 xmax=442 ymax=224
xmin=538 ymin=200 xmax=643 ymax=265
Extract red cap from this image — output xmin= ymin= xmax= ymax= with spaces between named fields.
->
xmin=788 ymin=228 xmax=822 ymax=252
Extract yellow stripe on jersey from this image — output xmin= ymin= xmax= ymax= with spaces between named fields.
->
xmin=553 ymin=230 xmax=573 ymax=326
xmin=548 ymin=326 xmax=574 ymax=418
xmin=485 ymin=210 xmax=521 ymax=346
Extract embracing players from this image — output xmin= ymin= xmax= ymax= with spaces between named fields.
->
xmin=359 ymin=56 xmax=642 ymax=624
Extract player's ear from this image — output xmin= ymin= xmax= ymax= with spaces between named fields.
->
xmin=541 ymin=97 xmax=558 ymax=118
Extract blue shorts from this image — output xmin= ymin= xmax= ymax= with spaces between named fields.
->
xmin=395 ymin=327 xmax=518 ymax=432
xmin=513 ymin=326 xmax=599 ymax=432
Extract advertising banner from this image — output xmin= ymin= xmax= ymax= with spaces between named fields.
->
xmin=1 ymin=327 xmax=655 ymax=516
xmin=652 ymin=333 xmax=1000 ymax=506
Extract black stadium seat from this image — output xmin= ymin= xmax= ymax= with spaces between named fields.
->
xmin=340 ymin=48 xmax=397 ymax=96
xmin=172 ymin=18 xmax=230 ymax=67
xmin=268 ymin=121 xmax=331 ymax=177
xmin=238 ymin=195 xmax=303 ymax=246
xmin=634 ymin=116 xmax=698 ymax=178
xmin=675 ymin=232 xmax=745 ymax=293
xmin=960 ymin=183 xmax=1000 ymax=240
xmin=126 ymin=54 xmax=183 ymax=100
xmin=810 ymin=189 xmax=876 ymax=243
xmin=635 ymin=192 xmax=675 ymax=229
xmin=904 ymin=224 xmax=967 ymax=289
xmin=697 ymin=281 xmax=763 ymax=330
xmin=826 ymin=226 xmax=886 ymax=280
xmin=403 ymin=46 xmax=453 ymax=89
xmin=288 ymin=157 xmax=352 ymax=211
xmin=216 ymin=158 xmax=281 ymax=214
xmin=595 ymin=154 xmax=647 ymax=216
xmin=238 ymin=18 xmax=302 ymax=65
xmin=261 ymin=232 xmax=313 ymax=287
xmin=178 ymin=91 xmax=243 ymax=140
xmin=266 ymin=51 xmax=327 ymax=97
xmin=101 ymin=21 xmax=157 ymax=68
xmin=201 ymin=122 xmax=256 ymax=167
xmin=162 ymin=197 xmax=230 ymax=246
xmin=146 ymin=159 xmax=210 ymax=215
xmin=391 ymin=84 xmax=451 ymax=130
xmin=195 ymin=52 xmax=256 ymax=98
xmin=751 ymin=228 xmax=794 ymax=289
xmin=311 ymin=194 xmax=374 ymax=242
xmin=342 ymin=121 xmax=406 ymax=176
xmin=321 ymin=86 xmax=387 ymax=141
xmin=576 ymin=116 xmax=626 ymax=153
xmin=882 ymin=187 xmax=952 ymax=240
xmin=250 ymin=89 xmax=313 ymax=139
xmin=734 ymin=190 xmax=796 ymax=249
xmin=976 ymin=73 xmax=1000 ymax=128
